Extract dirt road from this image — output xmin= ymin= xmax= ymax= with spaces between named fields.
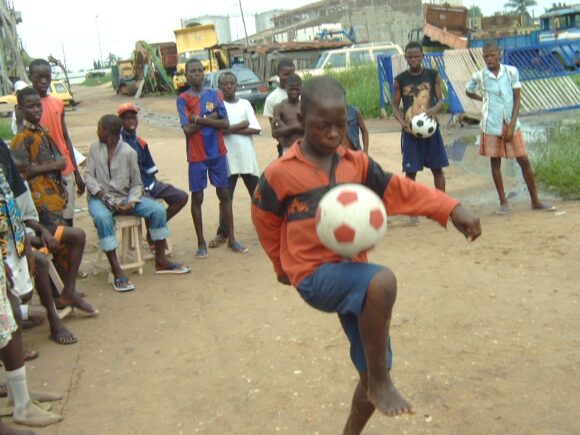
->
xmin=10 ymin=83 xmax=579 ymax=435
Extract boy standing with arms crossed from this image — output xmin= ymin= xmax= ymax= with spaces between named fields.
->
xmin=177 ymin=59 xmax=247 ymax=258
xmin=466 ymin=41 xmax=554 ymax=215
xmin=252 ymin=77 xmax=481 ymax=434
xmin=28 ymin=59 xmax=84 ymax=227
xmin=272 ymin=73 xmax=303 ymax=153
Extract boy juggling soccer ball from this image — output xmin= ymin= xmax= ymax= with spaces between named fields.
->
xmin=251 ymin=77 xmax=481 ymax=434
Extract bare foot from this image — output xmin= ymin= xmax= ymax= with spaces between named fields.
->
xmin=56 ymin=293 xmax=98 ymax=316
xmin=367 ymin=374 xmax=416 ymax=417
xmin=12 ymin=401 xmax=63 ymax=427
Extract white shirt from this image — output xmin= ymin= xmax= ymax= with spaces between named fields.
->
xmin=263 ymin=87 xmax=288 ymax=118
xmin=223 ymin=99 xmax=261 ymax=177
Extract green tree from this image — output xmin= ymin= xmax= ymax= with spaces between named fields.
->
xmin=105 ymin=52 xmax=120 ymax=68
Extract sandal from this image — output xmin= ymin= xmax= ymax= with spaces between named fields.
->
xmin=112 ymin=276 xmax=135 ymax=292
xmin=208 ymin=235 xmax=228 ymax=248
xmin=228 ymin=242 xmax=249 ymax=254
xmin=155 ymin=263 xmax=191 ymax=275
xmin=195 ymin=247 xmax=209 ymax=259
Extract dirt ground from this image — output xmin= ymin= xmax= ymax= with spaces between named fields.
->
xmin=8 ymin=83 xmax=579 ymax=435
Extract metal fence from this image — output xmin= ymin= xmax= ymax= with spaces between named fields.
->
xmin=378 ymin=41 xmax=580 ymax=117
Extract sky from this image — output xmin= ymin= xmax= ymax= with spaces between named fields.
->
xmin=15 ymin=0 xmax=555 ymax=72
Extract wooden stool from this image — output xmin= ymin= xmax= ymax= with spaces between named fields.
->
xmin=97 ymin=215 xmax=145 ymax=282
xmin=43 ymin=252 xmax=72 ymax=319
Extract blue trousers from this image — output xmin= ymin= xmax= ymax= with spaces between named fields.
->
xmin=88 ymin=195 xmax=169 ymax=252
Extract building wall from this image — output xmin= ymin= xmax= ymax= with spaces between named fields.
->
xmin=346 ymin=0 xmax=423 ymax=47
xmin=255 ymin=9 xmax=287 ymax=33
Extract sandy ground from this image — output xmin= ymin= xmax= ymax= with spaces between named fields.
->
xmin=5 ymin=83 xmax=579 ymax=435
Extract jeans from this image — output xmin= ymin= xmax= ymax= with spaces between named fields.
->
xmin=88 ymin=195 xmax=169 ymax=252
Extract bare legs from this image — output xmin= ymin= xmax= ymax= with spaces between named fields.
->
xmin=491 ymin=156 xmax=548 ymax=213
xmin=192 ymin=188 xmax=241 ymax=251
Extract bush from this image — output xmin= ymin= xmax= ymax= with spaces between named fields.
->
xmin=83 ymin=72 xmax=112 ymax=87
xmin=323 ymin=64 xmax=381 ymax=118
xmin=0 ymin=118 xmax=13 ymax=142
xmin=531 ymin=118 xmax=580 ymax=199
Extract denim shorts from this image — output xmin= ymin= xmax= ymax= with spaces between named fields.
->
xmin=298 ymin=262 xmax=393 ymax=372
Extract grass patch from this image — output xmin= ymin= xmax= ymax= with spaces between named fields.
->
xmin=323 ymin=64 xmax=382 ymax=119
xmin=82 ymin=72 xmax=112 ymax=87
xmin=530 ymin=118 xmax=580 ymax=199
xmin=0 ymin=118 xmax=13 ymax=142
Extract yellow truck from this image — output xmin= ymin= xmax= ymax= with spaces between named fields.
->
xmin=173 ymin=24 xmax=222 ymax=92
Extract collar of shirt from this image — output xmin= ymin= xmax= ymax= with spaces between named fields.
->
xmin=22 ymin=120 xmax=43 ymax=131
xmin=484 ymin=64 xmax=507 ymax=81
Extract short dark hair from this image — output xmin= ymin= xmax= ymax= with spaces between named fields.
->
xmin=483 ymin=40 xmax=500 ymax=52
xmin=16 ymin=86 xmax=39 ymax=106
xmin=300 ymin=76 xmax=345 ymax=115
xmin=404 ymin=41 xmax=423 ymax=53
xmin=285 ymin=73 xmax=302 ymax=87
xmin=28 ymin=58 xmax=51 ymax=75
xmin=218 ymin=71 xmax=237 ymax=85
xmin=99 ymin=114 xmax=123 ymax=136
xmin=185 ymin=58 xmax=203 ymax=72
xmin=277 ymin=59 xmax=295 ymax=74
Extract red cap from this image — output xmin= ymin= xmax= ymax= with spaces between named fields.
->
xmin=117 ymin=102 xmax=139 ymax=117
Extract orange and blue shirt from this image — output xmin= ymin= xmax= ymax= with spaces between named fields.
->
xmin=121 ymin=128 xmax=158 ymax=191
xmin=251 ymin=141 xmax=460 ymax=287
xmin=176 ymin=88 xmax=227 ymax=163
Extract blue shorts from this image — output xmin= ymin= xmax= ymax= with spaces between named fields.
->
xmin=401 ymin=128 xmax=449 ymax=173
xmin=298 ymin=262 xmax=393 ymax=372
xmin=188 ymin=156 xmax=229 ymax=192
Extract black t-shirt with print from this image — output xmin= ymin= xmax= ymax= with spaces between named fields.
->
xmin=395 ymin=68 xmax=439 ymax=113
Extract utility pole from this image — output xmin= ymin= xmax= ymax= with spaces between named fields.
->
xmin=238 ymin=0 xmax=250 ymax=47
xmin=95 ymin=15 xmax=103 ymax=68
xmin=0 ymin=0 xmax=28 ymax=94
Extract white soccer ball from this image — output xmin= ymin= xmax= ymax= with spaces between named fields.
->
xmin=315 ymin=184 xmax=387 ymax=258
xmin=411 ymin=113 xmax=437 ymax=139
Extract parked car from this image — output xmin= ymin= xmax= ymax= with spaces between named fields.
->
xmin=203 ymin=66 xmax=268 ymax=105
xmin=0 ymin=80 xmax=74 ymax=117
xmin=300 ymin=42 xmax=403 ymax=77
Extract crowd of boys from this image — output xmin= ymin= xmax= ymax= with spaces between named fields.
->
xmin=0 ymin=41 xmax=554 ymax=433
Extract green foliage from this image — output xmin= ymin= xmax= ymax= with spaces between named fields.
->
xmin=530 ymin=119 xmax=580 ymax=199
xmin=504 ymin=0 xmax=537 ymax=15
xmin=0 ymin=118 xmax=13 ymax=142
xmin=321 ymin=63 xmax=382 ymax=118
xmin=82 ymin=72 xmax=112 ymax=87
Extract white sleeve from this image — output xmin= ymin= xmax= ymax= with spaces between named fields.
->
xmin=263 ymin=94 xmax=274 ymax=117
xmin=245 ymin=101 xmax=262 ymax=132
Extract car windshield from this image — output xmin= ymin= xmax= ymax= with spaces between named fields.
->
xmin=233 ymin=68 xmax=260 ymax=85
xmin=179 ymin=50 xmax=209 ymax=63
xmin=314 ymin=53 xmax=328 ymax=69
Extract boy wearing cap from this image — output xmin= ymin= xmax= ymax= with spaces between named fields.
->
xmin=118 ymin=103 xmax=188 ymax=251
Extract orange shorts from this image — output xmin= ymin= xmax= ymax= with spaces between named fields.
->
xmin=480 ymin=123 xmax=527 ymax=159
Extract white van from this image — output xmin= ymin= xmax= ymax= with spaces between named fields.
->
xmin=300 ymin=42 xmax=403 ymax=76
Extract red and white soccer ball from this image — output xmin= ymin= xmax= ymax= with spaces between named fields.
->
xmin=315 ymin=184 xmax=387 ymax=258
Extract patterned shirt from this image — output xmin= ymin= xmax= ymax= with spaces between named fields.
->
xmin=176 ymin=88 xmax=228 ymax=163
xmin=465 ymin=64 xmax=522 ymax=136
xmin=251 ymin=142 xmax=460 ymax=287
xmin=0 ymin=168 xmax=26 ymax=259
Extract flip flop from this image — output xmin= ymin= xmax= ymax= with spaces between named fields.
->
xmin=195 ymin=248 xmax=209 ymax=259
xmin=209 ymin=235 xmax=228 ymax=248
xmin=155 ymin=263 xmax=192 ymax=275
xmin=533 ymin=203 xmax=556 ymax=212
xmin=496 ymin=205 xmax=510 ymax=215
xmin=49 ymin=331 xmax=78 ymax=345
xmin=228 ymin=242 xmax=248 ymax=254
xmin=112 ymin=276 xmax=135 ymax=292
xmin=24 ymin=349 xmax=39 ymax=362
